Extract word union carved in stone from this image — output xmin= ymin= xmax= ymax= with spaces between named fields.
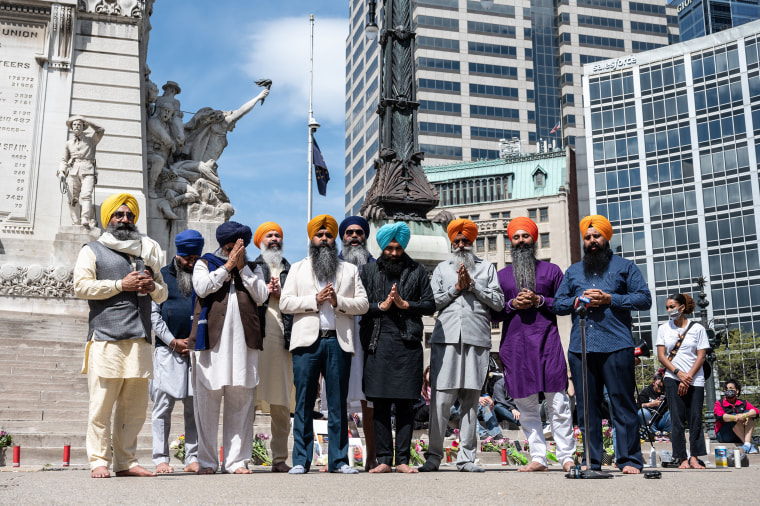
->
xmin=0 ymin=263 xmax=73 ymax=298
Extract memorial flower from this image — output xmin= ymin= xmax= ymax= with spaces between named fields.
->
xmin=252 ymin=433 xmax=272 ymax=466
xmin=170 ymin=434 xmax=185 ymax=463
xmin=0 ymin=429 xmax=12 ymax=448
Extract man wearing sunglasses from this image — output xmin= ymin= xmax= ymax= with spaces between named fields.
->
xmin=74 ymin=193 xmax=167 ymax=478
xmin=280 ymin=214 xmax=369 ymax=475
xmin=420 ymin=219 xmax=504 ymax=473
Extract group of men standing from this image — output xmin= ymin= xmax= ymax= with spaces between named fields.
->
xmin=75 ymin=192 xmax=650 ymax=477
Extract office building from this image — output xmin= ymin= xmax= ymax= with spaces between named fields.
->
xmin=675 ymin=0 xmax=760 ymax=42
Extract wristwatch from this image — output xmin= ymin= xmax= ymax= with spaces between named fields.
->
xmin=469 ymin=279 xmax=476 ymax=291
xmin=673 ymin=368 xmax=680 ymax=376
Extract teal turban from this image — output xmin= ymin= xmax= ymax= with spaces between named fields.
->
xmin=376 ymin=222 xmax=411 ymax=250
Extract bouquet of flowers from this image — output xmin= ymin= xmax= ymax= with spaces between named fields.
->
xmin=170 ymin=434 xmax=185 ymax=463
xmin=252 ymin=433 xmax=273 ymax=466
xmin=602 ymin=419 xmax=615 ymax=457
xmin=480 ymin=436 xmax=507 ymax=452
xmin=410 ymin=438 xmax=428 ymax=466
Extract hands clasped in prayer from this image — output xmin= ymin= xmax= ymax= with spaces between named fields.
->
xmin=267 ymin=276 xmax=281 ymax=297
xmin=512 ymin=288 xmax=539 ymax=310
xmin=378 ymin=283 xmax=409 ymax=311
xmin=224 ymin=238 xmax=247 ymax=272
xmin=454 ymin=263 xmax=472 ymax=292
xmin=122 ymin=270 xmax=156 ymax=294
xmin=581 ymin=288 xmax=611 ymax=307
xmin=316 ymin=283 xmax=338 ymax=307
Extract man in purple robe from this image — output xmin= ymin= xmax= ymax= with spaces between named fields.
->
xmin=493 ymin=217 xmax=574 ymax=472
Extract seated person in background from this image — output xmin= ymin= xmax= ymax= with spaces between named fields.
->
xmin=637 ymin=374 xmax=671 ymax=437
xmin=478 ymin=376 xmax=520 ymax=439
xmin=413 ymin=365 xmax=432 ymax=430
xmin=714 ymin=379 xmax=759 ymax=454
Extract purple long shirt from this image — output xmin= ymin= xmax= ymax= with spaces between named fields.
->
xmin=493 ymin=260 xmax=568 ymax=399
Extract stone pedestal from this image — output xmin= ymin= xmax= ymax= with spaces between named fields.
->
xmin=366 ymin=219 xmax=449 ymax=272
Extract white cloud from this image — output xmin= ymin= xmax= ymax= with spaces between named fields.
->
xmin=246 ymin=16 xmax=348 ymax=127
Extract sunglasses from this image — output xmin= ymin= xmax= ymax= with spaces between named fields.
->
xmin=453 ymin=238 xmax=472 ymax=246
xmin=315 ymin=231 xmax=333 ymax=239
xmin=113 ymin=211 xmax=135 ymax=221
xmin=345 ymin=229 xmax=365 ymax=237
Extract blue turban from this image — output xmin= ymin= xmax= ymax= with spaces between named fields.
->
xmin=339 ymin=216 xmax=370 ymax=239
xmin=215 ymin=221 xmax=252 ymax=248
xmin=376 ymin=222 xmax=411 ymax=250
xmin=175 ymin=230 xmax=204 ymax=257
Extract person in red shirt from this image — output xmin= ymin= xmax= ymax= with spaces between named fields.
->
xmin=714 ymin=379 xmax=759 ymax=454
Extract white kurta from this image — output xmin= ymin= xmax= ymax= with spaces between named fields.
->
xmin=192 ymin=261 xmax=269 ymax=390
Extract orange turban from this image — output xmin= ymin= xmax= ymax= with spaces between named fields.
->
xmin=254 ymin=221 xmax=283 ymax=248
xmin=580 ymin=215 xmax=613 ymax=241
xmin=506 ymin=217 xmax=538 ymax=242
xmin=307 ymin=214 xmax=339 ymax=239
xmin=100 ymin=192 xmax=139 ymax=229
xmin=447 ymin=219 xmax=478 ymax=244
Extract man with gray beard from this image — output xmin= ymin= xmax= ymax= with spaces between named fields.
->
xmin=421 ymin=219 xmax=504 ymax=473
xmin=280 ymin=215 xmax=369 ymax=474
xmin=251 ymin=222 xmax=294 ymax=473
xmin=493 ymin=217 xmax=575 ymax=472
xmin=338 ymin=216 xmax=377 ymax=470
xmin=150 ymin=230 xmax=205 ymax=473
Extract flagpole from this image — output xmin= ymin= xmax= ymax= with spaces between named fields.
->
xmin=307 ymin=14 xmax=320 ymax=222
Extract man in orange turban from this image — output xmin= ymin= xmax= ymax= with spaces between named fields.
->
xmin=280 ymin=214 xmax=368 ymax=474
xmin=552 ymin=214 xmax=651 ymax=474
xmin=506 ymin=217 xmax=538 ymax=242
xmin=251 ymin=220 xmax=294 ymax=473
xmin=74 ymin=192 xmax=167 ymax=478
xmin=420 ymin=219 xmax=504 ymax=473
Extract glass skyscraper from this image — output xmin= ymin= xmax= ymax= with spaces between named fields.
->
xmin=674 ymin=0 xmax=760 ymax=41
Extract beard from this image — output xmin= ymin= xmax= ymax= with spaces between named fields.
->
xmin=174 ymin=257 xmax=194 ymax=297
xmin=450 ymin=246 xmax=475 ymax=272
xmin=511 ymin=243 xmax=537 ymax=292
xmin=378 ymin=252 xmax=406 ymax=278
xmin=261 ymin=243 xmax=283 ymax=270
xmin=106 ymin=222 xmax=141 ymax=241
xmin=342 ymin=239 xmax=370 ymax=267
xmin=309 ymin=241 xmax=339 ymax=283
xmin=583 ymin=240 xmax=613 ymax=276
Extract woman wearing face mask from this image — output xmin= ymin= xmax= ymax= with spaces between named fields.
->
xmin=714 ymin=379 xmax=759 ymax=454
xmin=656 ymin=293 xmax=709 ymax=469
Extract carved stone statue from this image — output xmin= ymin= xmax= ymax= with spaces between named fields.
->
xmin=58 ymin=115 xmax=105 ymax=228
xmin=146 ymin=101 xmax=176 ymax=197
xmin=155 ymin=159 xmax=233 ymax=221
xmin=156 ymin=81 xmax=185 ymax=152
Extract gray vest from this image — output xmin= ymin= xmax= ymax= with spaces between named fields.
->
xmin=87 ymin=241 xmax=152 ymax=343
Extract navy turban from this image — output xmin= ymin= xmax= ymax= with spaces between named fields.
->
xmin=376 ymin=222 xmax=411 ymax=250
xmin=175 ymin=229 xmax=204 ymax=257
xmin=339 ymin=216 xmax=370 ymax=239
xmin=216 ymin=221 xmax=252 ymax=248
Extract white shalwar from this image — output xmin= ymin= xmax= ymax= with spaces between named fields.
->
xmin=192 ymin=261 xmax=268 ymax=473
xmin=514 ymin=391 xmax=575 ymax=468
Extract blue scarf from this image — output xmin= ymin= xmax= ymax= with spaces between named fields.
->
xmin=192 ymin=253 xmax=227 ymax=351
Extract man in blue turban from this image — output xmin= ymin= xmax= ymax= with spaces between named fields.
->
xmin=189 ymin=221 xmax=269 ymax=474
xmin=358 ymin=222 xmax=435 ymax=473
xmin=150 ymin=230 xmax=204 ymax=474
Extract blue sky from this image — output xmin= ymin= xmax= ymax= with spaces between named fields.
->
xmin=148 ymin=1 xmax=351 ymax=259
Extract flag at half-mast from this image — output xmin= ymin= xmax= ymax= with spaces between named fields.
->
xmin=313 ymin=136 xmax=330 ymax=196
xmin=549 ymin=122 xmax=561 ymax=135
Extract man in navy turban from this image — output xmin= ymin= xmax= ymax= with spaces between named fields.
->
xmin=215 ymin=221 xmax=252 ymax=249
xmin=358 ymin=222 xmax=435 ymax=473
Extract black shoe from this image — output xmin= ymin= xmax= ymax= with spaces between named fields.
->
xmin=418 ymin=461 xmax=439 ymax=473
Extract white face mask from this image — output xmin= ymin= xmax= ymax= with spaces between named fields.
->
xmin=667 ymin=305 xmax=683 ymax=320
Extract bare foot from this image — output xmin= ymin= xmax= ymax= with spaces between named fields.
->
xmin=678 ymin=459 xmax=691 ymax=470
xmin=369 ymin=463 xmax=393 ymax=474
xmin=364 ymin=458 xmax=379 ymax=472
xmin=232 ymin=467 xmax=253 ymax=474
xmin=621 ymin=465 xmax=641 ymax=474
xmin=91 ymin=466 xmax=110 ymax=478
xmin=115 ymin=465 xmax=156 ymax=477
xmin=319 ymin=466 xmax=329 ymax=473
xmin=197 ymin=467 xmax=215 ymax=475
xmin=395 ymin=464 xmax=418 ymax=474
xmin=518 ymin=461 xmax=548 ymax=472
xmin=155 ymin=463 xmax=174 ymax=474
xmin=689 ymin=457 xmax=705 ymax=469
xmin=184 ymin=462 xmax=199 ymax=473
xmin=563 ymin=461 xmax=574 ymax=472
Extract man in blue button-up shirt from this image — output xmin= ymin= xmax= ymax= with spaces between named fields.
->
xmin=554 ymin=215 xmax=651 ymax=474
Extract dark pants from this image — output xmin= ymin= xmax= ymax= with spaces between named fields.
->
xmin=371 ymin=398 xmax=414 ymax=467
xmin=664 ymin=378 xmax=706 ymax=461
xmin=291 ymin=336 xmax=352 ymax=471
xmin=569 ymin=348 xmax=643 ymax=471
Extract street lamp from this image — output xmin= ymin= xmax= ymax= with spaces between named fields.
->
xmin=696 ymin=276 xmax=728 ymax=439
xmin=366 ymin=1 xmax=379 ymax=40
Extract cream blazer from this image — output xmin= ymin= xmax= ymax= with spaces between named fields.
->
xmin=280 ymin=257 xmax=369 ymax=353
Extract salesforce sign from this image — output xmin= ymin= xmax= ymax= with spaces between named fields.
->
xmin=592 ymin=55 xmax=637 ymax=73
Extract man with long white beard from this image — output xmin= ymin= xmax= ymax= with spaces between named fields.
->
xmin=493 ymin=217 xmax=574 ymax=472
xmin=420 ymin=219 xmax=504 ymax=473
xmin=150 ymin=229 xmax=204 ymax=474
xmin=189 ymin=221 xmax=269 ymax=474
xmin=338 ymin=216 xmax=377 ymax=470
xmin=280 ymin=215 xmax=368 ymax=475
xmin=554 ymin=215 xmax=651 ymax=474
xmin=251 ymin=221 xmax=294 ymax=473
xmin=74 ymin=193 xmax=167 ymax=478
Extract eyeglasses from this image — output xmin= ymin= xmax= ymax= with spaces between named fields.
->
xmin=315 ymin=231 xmax=333 ymax=239
xmin=452 ymin=238 xmax=472 ymax=246
xmin=113 ymin=211 xmax=135 ymax=221
xmin=345 ymin=229 xmax=365 ymax=237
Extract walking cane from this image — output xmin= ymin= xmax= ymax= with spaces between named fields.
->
xmin=567 ymin=296 xmax=612 ymax=479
